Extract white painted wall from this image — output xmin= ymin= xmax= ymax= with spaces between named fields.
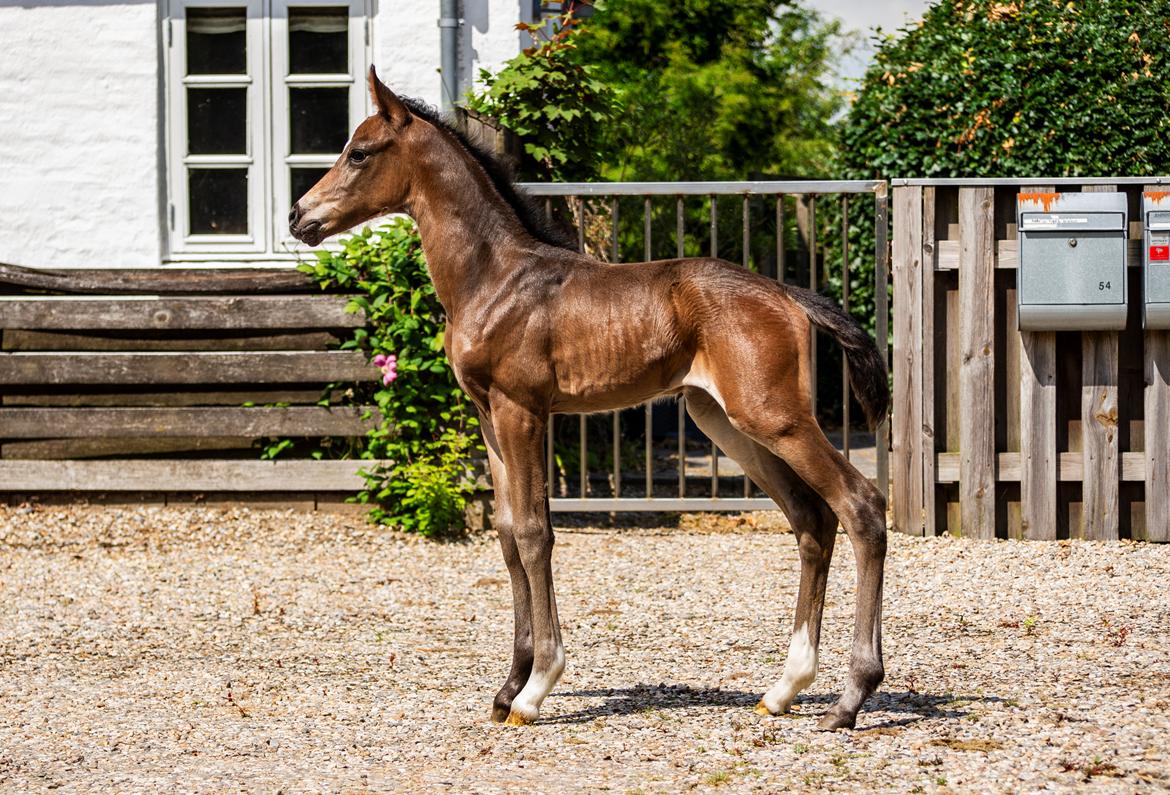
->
xmin=0 ymin=1 xmax=164 ymax=269
xmin=373 ymin=0 xmax=527 ymax=103
xmin=0 ymin=0 xmax=525 ymax=269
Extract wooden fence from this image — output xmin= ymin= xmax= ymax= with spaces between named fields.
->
xmin=0 ymin=264 xmax=380 ymax=506
xmin=891 ymin=179 xmax=1170 ymax=541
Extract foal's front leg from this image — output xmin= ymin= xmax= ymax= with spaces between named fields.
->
xmin=480 ymin=417 xmax=535 ymax=723
xmin=488 ymin=396 xmax=564 ymax=726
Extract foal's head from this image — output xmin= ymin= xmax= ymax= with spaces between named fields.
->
xmin=289 ymin=67 xmax=417 ymax=246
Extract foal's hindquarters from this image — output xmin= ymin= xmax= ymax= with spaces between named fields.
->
xmin=486 ymin=262 xmax=887 ymax=730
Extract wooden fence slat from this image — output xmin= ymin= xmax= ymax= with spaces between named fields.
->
xmin=2 ymin=390 xmax=329 ymax=407
xmin=1 ymin=437 xmax=254 ymax=460
xmin=2 ymin=329 xmax=339 ymax=352
xmin=1080 ymin=184 xmax=1121 ymax=540
xmin=892 ymin=185 xmax=924 ymax=534
xmin=936 ymin=451 xmax=1146 ymax=483
xmin=1147 ymin=331 xmax=1170 ymax=541
xmin=0 ymin=406 xmax=379 ymax=439
xmin=0 ymin=296 xmax=362 ymax=331
xmin=0 ymin=263 xmax=317 ymax=294
xmin=0 ymin=351 xmax=376 ymax=385
xmin=959 ymin=187 xmax=996 ymax=538
xmin=1081 ymin=331 xmax=1120 ymax=539
xmin=1020 ymin=331 xmax=1057 ymax=539
xmin=0 ymin=459 xmax=382 ymax=491
xmin=921 ymin=187 xmax=937 ymax=536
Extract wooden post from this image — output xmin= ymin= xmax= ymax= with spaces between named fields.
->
xmin=959 ymin=187 xmax=996 ymax=538
xmin=1081 ymin=184 xmax=1121 ymax=540
xmin=892 ymin=185 xmax=924 ymax=535
xmin=1147 ymin=331 xmax=1170 ymax=541
xmin=921 ymin=187 xmax=938 ymax=535
xmin=1019 ymin=186 xmax=1058 ymax=540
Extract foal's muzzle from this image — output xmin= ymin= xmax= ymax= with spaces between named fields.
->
xmin=288 ymin=202 xmax=324 ymax=246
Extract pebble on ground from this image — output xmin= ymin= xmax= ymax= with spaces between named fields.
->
xmin=1 ymin=505 xmax=1167 ymax=793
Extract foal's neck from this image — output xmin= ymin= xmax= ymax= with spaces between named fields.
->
xmin=405 ymin=126 xmax=538 ymax=318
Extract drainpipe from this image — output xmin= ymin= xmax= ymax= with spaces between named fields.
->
xmin=439 ymin=0 xmax=461 ymax=113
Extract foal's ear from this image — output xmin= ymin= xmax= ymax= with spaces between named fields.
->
xmin=368 ymin=65 xmax=410 ymax=123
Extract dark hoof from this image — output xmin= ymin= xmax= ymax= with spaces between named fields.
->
xmin=815 ymin=709 xmax=857 ymax=731
xmin=491 ymin=703 xmax=511 ymax=723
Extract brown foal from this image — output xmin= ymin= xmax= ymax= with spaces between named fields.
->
xmin=291 ymin=68 xmax=890 ymax=730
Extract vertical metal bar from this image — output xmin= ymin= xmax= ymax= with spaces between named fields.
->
xmin=611 ymin=197 xmax=621 ymax=498
xmin=645 ymin=198 xmax=654 ymax=497
xmin=742 ymin=195 xmax=752 ymax=497
xmin=874 ymin=184 xmax=890 ymax=504
xmin=677 ymin=196 xmax=686 ymax=499
xmin=576 ymin=195 xmax=586 ymax=497
xmin=709 ymin=195 xmax=719 ymax=497
xmin=842 ymin=194 xmax=851 ymax=461
xmin=777 ymin=195 xmax=786 ymax=283
xmin=809 ymin=195 xmax=818 ymax=417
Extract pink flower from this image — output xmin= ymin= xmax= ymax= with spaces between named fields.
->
xmin=373 ymin=353 xmax=397 ymax=385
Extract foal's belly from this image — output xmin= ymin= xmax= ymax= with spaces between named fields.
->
xmin=547 ymin=310 xmax=690 ymax=413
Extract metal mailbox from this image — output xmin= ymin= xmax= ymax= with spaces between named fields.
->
xmin=1143 ymin=192 xmax=1170 ymax=329
xmin=1017 ymin=191 xmax=1128 ymax=331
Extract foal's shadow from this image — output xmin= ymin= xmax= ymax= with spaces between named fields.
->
xmin=544 ymin=683 xmax=1004 ymax=728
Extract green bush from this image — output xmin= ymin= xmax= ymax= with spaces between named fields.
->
xmin=842 ymin=0 xmax=1170 ymax=180
xmin=298 ymin=219 xmax=482 ymax=536
xmin=836 ymin=0 xmax=1170 ymax=340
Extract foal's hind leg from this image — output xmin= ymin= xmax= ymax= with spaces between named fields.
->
xmin=684 ymin=389 xmax=838 ymax=717
xmin=730 ymin=408 xmax=887 ymax=731
xmin=480 ymin=416 xmax=535 ymax=723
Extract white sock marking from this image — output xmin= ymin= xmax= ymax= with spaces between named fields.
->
xmin=762 ymin=622 xmax=817 ymax=714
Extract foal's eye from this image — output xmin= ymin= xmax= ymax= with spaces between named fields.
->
xmin=348 ymin=149 xmax=368 ymax=165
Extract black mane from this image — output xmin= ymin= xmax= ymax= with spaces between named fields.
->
xmin=401 ymin=97 xmax=576 ymax=250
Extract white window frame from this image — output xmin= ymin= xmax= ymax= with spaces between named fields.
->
xmin=271 ymin=0 xmax=368 ymax=256
xmin=163 ymin=0 xmax=369 ymax=263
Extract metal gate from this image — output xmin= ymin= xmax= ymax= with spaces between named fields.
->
xmin=518 ymin=180 xmax=890 ymax=512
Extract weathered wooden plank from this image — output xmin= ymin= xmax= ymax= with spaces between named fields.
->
xmin=0 ymin=459 xmax=384 ymax=491
xmin=0 ymin=263 xmax=318 ymax=294
xmin=958 ymin=187 xmax=996 ymax=538
xmin=1080 ymin=184 xmax=1121 ymax=540
xmin=1081 ymin=331 xmax=1120 ymax=539
xmin=1020 ymin=331 xmax=1057 ymax=540
xmin=891 ymin=185 xmax=924 ymax=535
xmin=0 ymin=296 xmax=362 ymax=331
xmin=921 ymin=187 xmax=937 ymax=536
xmin=2 ymin=389 xmax=330 ymax=407
xmin=1146 ymin=331 xmax=1170 ymax=541
xmin=2 ymin=329 xmax=338 ymax=352
xmin=0 ymin=351 xmax=377 ymax=385
xmin=1 ymin=437 xmax=254 ymax=460
xmin=937 ymin=452 xmax=1145 ymax=483
xmin=0 ymin=406 xmax=379 ymax=438
xmin=935 ymin=238 xmax=1144 ymax=271
xmin=1004 ymin=279 xmax=1023 ymax=538
xmin=944 ymin=275 xmax=961 ymax=533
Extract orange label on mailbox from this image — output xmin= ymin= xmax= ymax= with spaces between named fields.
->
xmin=1151 ymin=245 xmax=1170 ymax=262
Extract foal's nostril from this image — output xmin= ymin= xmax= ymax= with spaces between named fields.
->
xmin=288 ymin=204 xmax=301 ymax=225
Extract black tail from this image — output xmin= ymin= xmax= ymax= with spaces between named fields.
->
xmin=787 ymin=286 xmax=890 ymax=430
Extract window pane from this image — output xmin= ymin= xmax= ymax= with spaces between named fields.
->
xmin=189 ymin=168 xmax=248 ymax=234
xmin=187 ymin=8 xmax=246 ymax=75
xmin=289 ymin=7 xmax=348 ymax=74
xmin=291 ymin=167 xmax=330 ymax=204
xmin=290 ymin=87 xmax=349 ymax=154
xmin=187 ymin=88 xmax=247 ymax=154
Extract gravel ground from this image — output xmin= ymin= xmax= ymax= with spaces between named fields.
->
xmin=1 ymin=505 xmax=1168 ymax=794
